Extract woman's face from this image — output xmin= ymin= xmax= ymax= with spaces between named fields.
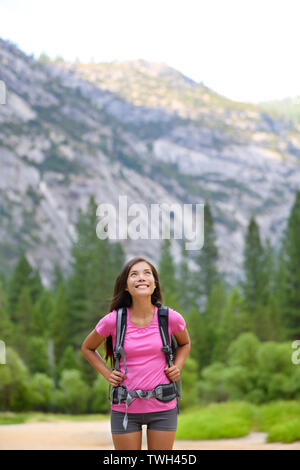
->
xmin=125 ymin=261 xmax=156 ymax=299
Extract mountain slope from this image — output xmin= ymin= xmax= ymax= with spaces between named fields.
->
xmin=1 ymin=37 xmax=300 ymax=287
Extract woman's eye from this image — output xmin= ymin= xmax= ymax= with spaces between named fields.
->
xmin=131 ymin=272 xmax=152 ymax=276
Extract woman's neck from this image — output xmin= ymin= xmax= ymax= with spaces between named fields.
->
xmin=130 ymin=298 xmax=155 ymax=318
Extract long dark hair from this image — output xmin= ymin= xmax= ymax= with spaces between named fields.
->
xmin=104 ymin=256 xmax=164 ymax=368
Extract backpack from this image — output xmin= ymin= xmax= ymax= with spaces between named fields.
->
xmin=109 ymin=303 xmax=182 ymax=405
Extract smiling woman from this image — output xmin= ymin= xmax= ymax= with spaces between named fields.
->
xmin=81 ymin=256 xmax=191 ymax=450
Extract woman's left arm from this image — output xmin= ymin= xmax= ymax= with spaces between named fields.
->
xmin=164 ymin=328 xmax=191 ymax=381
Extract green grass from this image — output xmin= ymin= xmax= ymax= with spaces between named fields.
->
xmin=0 ymin=411 xmax=109 ymax=425
xmin=267 ymin=420 xmax=300 ymax=443
xmin=255 ymin=400 xmax=300 ymax=443
xmin=175 ymin=400 xmax=300 ymax=443
xmin=176 ymin=401 xmax=256 ymax=440
xmin=0 ymin=413 xmax=29 ymax=425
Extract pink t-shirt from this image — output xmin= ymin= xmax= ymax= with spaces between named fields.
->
xmin=94 ymin=305 xmax=186 ymax=413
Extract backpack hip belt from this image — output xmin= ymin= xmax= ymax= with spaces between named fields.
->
xmin=110 ymin=382 xmax=180 ymax=431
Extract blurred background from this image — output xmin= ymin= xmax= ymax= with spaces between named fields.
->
xmin=0 ymin=0 xmax=300 ymax=447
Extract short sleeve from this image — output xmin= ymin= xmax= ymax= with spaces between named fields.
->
xmin=168 ymin=308 xmax=186 ymax=335
xmin=94 ymin=310 xmax=116 ymax=337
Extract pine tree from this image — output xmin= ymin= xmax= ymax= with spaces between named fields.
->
xmin=67 ymin=196 xmax=97 ymax=347
xmin=7 ymin=252 xmax=32 ymax=318
xmin=241 ymin=215 xmax=268 ymax=312
xmin=187 ymin=305 xmax=209 ymax=375
xmin=110 ymin=241 xmax=126 ymax=276
xmin=158 ymin=238 xmax=181 ymax=310
xmin=262 ymin=237 xmax=276 ymax=301
xmin=0 ymin=271 xmax=8 ymax=291
xmin=29 ymin=268 xmax=44 ymax=306
xmin=50 ymin=282 xmax=70 ymax=360
xmin=205 ymin=279 xmax=227 ymax=328
xmin=13 ymin=285 xmax=34 ymax=360
xmin=66 ymin=195 xmax=120 ymax=348
xmin=212 ymin=286 xmax=252 ymax=362
xmin=204 ymin=279 xmax=228 ymax=363
xmin=241 ymin=215 xmax=279 ymax=339
xmin=26 ymin=336 xmax=50 ymax=375
xmin=51 ymin=263 xmax=65 ymax=293
xmin=277 ymin=190 xmax=300 ymax=339
xmin=192 ymin=200 xmax=219 ymax=309
xmin=0 ymin=280 xmax=13 ymax=344
xmin=254 ymin=236 xmax=282 ymax=341
xmin=30 ymin=289 xmax=54 ymax=337
xmin=56 ymin=345 xmax=81 ymax=381
xmin=270 ymin=244 xmax=286 ymax=341
xmin=7 ymin=252 xmax=44 ymax=319
xmin=85 ymin=234 xmax=117 ymax=328
xmin=177 ymin=240 xmax=195 ymax=314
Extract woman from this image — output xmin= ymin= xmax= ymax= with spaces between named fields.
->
xmin=81 ymin=256 xmax=191 ymax=450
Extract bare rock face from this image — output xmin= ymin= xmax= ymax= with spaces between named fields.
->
xmin=1 ymin=37 xmax=300 ymax=287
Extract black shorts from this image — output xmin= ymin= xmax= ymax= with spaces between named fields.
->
xmin=110 ymin=407 xmax=178 ymax=434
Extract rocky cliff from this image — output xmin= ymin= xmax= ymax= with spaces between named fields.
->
xmin=1 ymin=37 xmax=300 ymax=287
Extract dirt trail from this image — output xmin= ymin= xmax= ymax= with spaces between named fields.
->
xmin=1 ymin=420 xmax=300 ymax=450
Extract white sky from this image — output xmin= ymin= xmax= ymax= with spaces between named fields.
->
xmin=0 ymin=0 xmax=299 ymax=104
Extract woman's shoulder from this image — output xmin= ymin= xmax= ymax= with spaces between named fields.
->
xmin=100 ymin=308 xmax=118 ymax=321
xmin=166 ymin=306 xmax=183 ymax=318
xmin=94 ymin=309 xmax=117 ymax=336
xmin=166 ymin=306 xmax=186 ymax=333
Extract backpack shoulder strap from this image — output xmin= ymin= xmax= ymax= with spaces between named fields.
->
xmin=157 ymin=304 xmax=169 ymax=340
xmin=157 ymin=305 xmax=174 ymax=367
xmin=113 ymin=306 xmax=128 ymax=373
xmin=158 ymin=305 xmax=182 ymax=404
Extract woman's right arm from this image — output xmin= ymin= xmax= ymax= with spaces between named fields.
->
xmin=81 ymin=330 xmax=126 ymax=387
